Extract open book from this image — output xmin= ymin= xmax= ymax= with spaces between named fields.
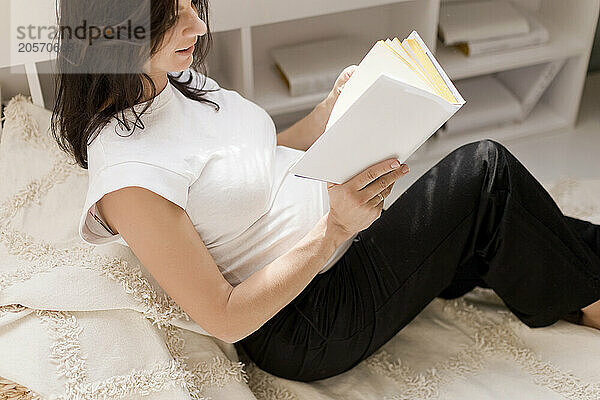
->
xmin=288 ymin=31 xmax=465 ymax=184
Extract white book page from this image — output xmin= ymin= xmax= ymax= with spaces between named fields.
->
xmin=385 ymin=39 xmax=434 ymax=90
xmin=395 ymin=38 xmax=426 ymax=74
xmin=326 ymin=41 xmax=437 ymax=131
xmin=407 ymin=31 xmax=465 ymax=105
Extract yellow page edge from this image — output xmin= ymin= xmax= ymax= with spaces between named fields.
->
xmin=386 ymin=38 xmax=438 ymax=94
xmin=380 ymin=40 xmax=437 ymax=95
xmin=405 ymin=32 xmax=459 ymax=103
xmin=394 ymin=38 xmax=440 ymax=95
xmin=405 ymin=38 xmax=457 ymax=104
xmin=402 ymin=39 xmax=451 ymax=102
xmin=407 ymin=31 xmax=464 ymax=104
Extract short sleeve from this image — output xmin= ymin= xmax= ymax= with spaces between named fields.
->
xmin=79 ymin=161 xmax=190 ymax=246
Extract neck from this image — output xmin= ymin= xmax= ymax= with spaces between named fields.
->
xmin=98 ymin=72 xmax=169 ymax=113
xmin=143 ymin=72 xmax=169 ymax=102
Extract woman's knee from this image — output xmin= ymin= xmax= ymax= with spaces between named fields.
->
xmin=440 ymin=139 xmax=514 ymax=197
xmin=449 ymin=139 xmax=513 ymax=175
xmin=453 ymin=139 xmax=508 ymax=159
xmin=480 ymin=139 xmax=511 ymax=161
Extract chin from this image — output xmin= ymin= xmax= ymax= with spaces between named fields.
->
xmin=172 ymin=58 xmax=194 ymax=72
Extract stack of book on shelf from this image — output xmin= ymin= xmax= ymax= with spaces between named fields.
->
xmin=270 ymin=37 xmax=369 ymax=97
xmin=440 ymin=59 xmax=566 ymax=134
xmin=438 ymin=0 xmax=549 ymax=56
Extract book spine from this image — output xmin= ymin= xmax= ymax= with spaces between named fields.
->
xmin=519 ymin=60 xmax=565 ymax=120
xmin=288 ymin=72 xmax=338 ymax=97
xmin=466 ymin=30 xmax=548 ymax=55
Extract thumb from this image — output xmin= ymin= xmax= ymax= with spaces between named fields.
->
xmin=341 ymin=64 xmax=358 ymax=80
xmin=335 ymin=65 xmax=358 ymax=94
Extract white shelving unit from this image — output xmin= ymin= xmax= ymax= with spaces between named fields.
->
xmin=206 ymin=0 xmax=440 ymax=101
xmin=205 ymin=0 xmax=599 ymax=163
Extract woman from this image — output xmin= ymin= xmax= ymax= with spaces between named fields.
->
xmin=52 ymin=0 xmax=600 ymax=382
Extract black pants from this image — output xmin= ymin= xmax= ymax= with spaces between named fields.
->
xmin=237 ymin=139 xmax=600 ymax=382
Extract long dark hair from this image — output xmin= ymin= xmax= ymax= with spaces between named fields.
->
xmin=51 ymin=0 xmax=220 ymax=169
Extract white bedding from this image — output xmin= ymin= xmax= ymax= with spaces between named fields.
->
xmin=1 ymin=95 xmax=599 ymax=399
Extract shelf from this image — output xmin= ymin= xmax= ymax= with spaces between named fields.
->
xmin=436 ymin=30 xmax=587 ymax=80
xmin=253 ymin=63 xmax=330 ymax=115
xmin=203 ymin=0 xmax=597 ymax=163
xmin=209 ymin=0 xmax=416 ymax=32
xmin=409 ymin=102 xmax=569 ymax=163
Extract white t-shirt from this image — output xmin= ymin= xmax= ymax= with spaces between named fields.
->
xmin=79 ymin=69 xmax=356 ymax=286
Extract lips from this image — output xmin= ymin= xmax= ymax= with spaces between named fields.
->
xmin=176 ymin=43 xmax=196 ymax=53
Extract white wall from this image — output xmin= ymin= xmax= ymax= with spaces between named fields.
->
xmin=0 ymin=0 xmax=57 ymax=106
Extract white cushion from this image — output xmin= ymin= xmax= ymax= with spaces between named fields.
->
xmin=0 ymin=95 xmax=252 ymax=399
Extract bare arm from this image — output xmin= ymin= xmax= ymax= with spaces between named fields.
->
xmin=276 ymin=101 xmax=330 ymax=151
xmin=98 ymin=187 xmax=348 ymax=343
xmin=226 ymin=214 xmax=347 ymax=340
xmin=98 ymin=156 xmax=406 ymax=343
xmin=277 ymin=65 xmax=357 ymax=151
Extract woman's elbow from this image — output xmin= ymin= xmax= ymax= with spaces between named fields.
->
xmin=195 ymin=312 xmax=254 ymax=344
xmin=212 ymin=325 xmax=253 ymax=344
xmin=216 ymin=332 xmax=243 ymax=344
xmin=192 ymin=289 xmax=264 ymax=343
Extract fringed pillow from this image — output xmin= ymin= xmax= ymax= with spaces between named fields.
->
xmin=0 ymin=95 xmax=253 ymax=399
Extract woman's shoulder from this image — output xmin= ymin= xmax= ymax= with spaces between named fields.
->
xmin=86 ymin=69 xmax=225 ymax=175
xmin=86 ymin=118 xmax=188 ymax=180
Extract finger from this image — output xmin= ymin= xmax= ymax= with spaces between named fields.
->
xmin=366 ymin=192 xmax=387 ymax=208
xmin=350 ymin=158 xmax=403 ymax=191
xmin=380 ymin=184 xmax=393 ymax=199
xmin=344 ymin=64 xmax=358 ymax=77
xmin=359 ymin=166 xmax=407 ymax=203
xmin=366 ymin=193 xmax=382 ymax=208
xmin=373 ymin=184 xmax=393 ymax=205
xmin=340 ymin=65 xmax=357 ymax=80
xmin=335 ymin=65 xmax=358 ymax=93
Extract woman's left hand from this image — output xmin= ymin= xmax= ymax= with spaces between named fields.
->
xmin=312 ymin=65 xmax=358 ymax=135
xmin=279 ymin=65 xmax=358 ymax=151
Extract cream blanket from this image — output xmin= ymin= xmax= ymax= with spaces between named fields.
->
xmin=1 ymin=96 xmax=599 ymax=399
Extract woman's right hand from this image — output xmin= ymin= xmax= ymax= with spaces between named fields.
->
xmin=326 ymin=158 xmax=410 ymax=240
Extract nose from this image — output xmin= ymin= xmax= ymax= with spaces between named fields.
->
xmin=183 ymin=11 xmax=208 ymax=38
